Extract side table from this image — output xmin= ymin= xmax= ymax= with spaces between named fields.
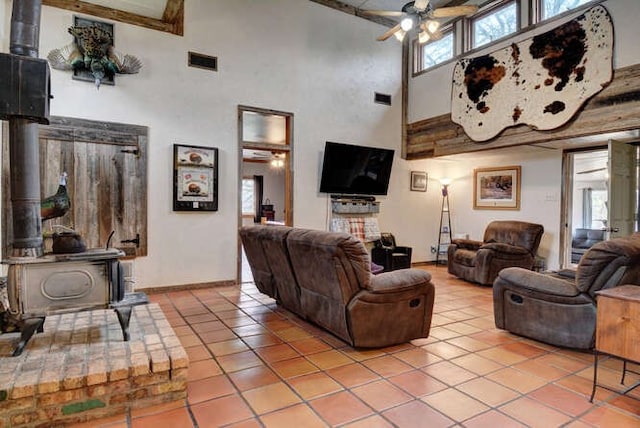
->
xmin=590 ymin=284 xmax=640 ymax=402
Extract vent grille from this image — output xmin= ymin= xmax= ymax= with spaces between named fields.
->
xmin=374 ymin=92 xmax=392 ymax=106
xmin=188 ymin=51 xmax=218 ymax=71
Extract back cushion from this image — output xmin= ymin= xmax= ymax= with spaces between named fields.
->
xmin=577 ymin=233 xmax=640 ymax=294
xmin=286 ymin=229 xmax=370 ymax=302
xmin=483 ymin=221 xmax=544 ymax=253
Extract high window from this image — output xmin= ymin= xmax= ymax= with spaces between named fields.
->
xmin=419 ymin=30 xmax=454 ymax=70
xmin=415 ymin=0 xmax=597 ymax=74
xmin=541 ymin=0 xmax=593 ymax=20
xmin=471 ymin=1 xmax=518 ymax=49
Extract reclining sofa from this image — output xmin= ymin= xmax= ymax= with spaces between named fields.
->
xmin=239 ymin=225 xmax=435 ymax=348
xmin=493 ymin=233 xmax=640 ymax=349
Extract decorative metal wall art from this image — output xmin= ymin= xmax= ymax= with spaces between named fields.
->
xmin=47 ymin=17 xmax=142 ymax=89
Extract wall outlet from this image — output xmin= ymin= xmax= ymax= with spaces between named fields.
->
xmin=430 ymin=246 xmax=437 ymax=253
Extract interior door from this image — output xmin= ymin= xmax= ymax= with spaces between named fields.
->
xmin=607 ymin=139 xmax=637 ymax=238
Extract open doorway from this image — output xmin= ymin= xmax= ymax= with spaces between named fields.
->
xmin=561 ymin=141 xmax=638 ymax=267
xmin=237 ymin=106 xmax=293 ymax=283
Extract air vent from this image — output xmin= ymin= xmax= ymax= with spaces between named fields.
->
xmin=188 ymin=51 xmax=218 ymax=71
xmin=374 ymin=92 xmax=392 ymax=106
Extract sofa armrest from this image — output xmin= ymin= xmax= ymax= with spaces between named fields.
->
xmin=367 ymin=269 xmax=432 ymax=294
xmin=394 ymin=246 xmax=412 ymax=255
xmin=497 ymin=267 xmax=580 ymax=297
xmin=451 ymin=239 xmax=482 ymax=250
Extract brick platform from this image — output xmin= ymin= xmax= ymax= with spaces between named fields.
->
xmin=0 ymin=303 xmax=188 ymax=427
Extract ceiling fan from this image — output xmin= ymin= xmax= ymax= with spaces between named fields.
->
xmin=363 ymin=0 xmax=478 ymax=43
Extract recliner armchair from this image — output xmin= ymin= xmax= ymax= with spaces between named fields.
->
xmin=447 ymin=221 xmax=544 ymax=286
xmin=372 ymin=233 xmax=412 ymax=272
xmin=493 ymin=233 xmax=640 ymax=349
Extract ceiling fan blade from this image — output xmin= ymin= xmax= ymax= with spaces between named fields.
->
xmin=431 ymin=5 xmax=479 ymax=18
xmin=377 ymin=23 xmax=402 ymax=41
xmin=361 ymin=10 xmax=404 ymax=17
xmin=577 ymin=167 xmax=607 ymax=174
xmin=414 ymin=0 xmax=430 ymax=12
xmin=420 ymin=21 xmax=443 ymax=41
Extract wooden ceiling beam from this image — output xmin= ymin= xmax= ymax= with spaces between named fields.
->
xmin=308 ymin=0 xmax=398 ymax=28
xmin=42 ymin=0 xmax=184 ymax=36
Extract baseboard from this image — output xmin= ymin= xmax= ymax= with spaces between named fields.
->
xmin=140 ymin=279 xmax=237 ymax=294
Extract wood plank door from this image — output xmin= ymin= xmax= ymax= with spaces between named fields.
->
xmin=607 ymin=140 xmax=637 ymax=239
xmin=3 ymin=116 xmax=148 ymax=257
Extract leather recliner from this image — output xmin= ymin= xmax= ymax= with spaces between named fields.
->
xmin=493 ymin=233 xmax=640 ymax=349
xmin=371 ymin=233 xmax=412 ymax=272
xmin=447 ymin=221 xmax=544 ymax=286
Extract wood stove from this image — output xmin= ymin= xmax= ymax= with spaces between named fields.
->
xmin=3 ymin=248 xmax=147 ymax=356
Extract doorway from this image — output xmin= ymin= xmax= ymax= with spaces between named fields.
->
xmin=237 ymin=106 xmax=294 ymax=283
xmin=561 ymin=141 xmax=638 ymax=267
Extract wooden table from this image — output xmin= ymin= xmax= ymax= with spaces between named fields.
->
xmin=591 ymin=284 xmax=640 ymax=402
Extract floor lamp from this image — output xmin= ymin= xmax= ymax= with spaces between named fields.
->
xmin=436 ymin=179 xmax=452 ymax=265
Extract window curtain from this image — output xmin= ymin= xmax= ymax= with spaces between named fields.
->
xmin=582 ymin=188 xmax=592 ymax=228
xmin=253 ymin=175 xmax=264 ymax=223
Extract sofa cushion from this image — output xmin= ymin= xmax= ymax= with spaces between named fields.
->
xmin=451 ymin=248 xmax=476 ymax=267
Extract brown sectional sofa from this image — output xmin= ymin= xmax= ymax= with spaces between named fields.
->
xmin=239 ymin=225 xmax=435 ymax=348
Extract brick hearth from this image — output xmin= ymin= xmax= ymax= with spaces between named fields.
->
xmin=0 ymin=303 xmax=188 ymax=427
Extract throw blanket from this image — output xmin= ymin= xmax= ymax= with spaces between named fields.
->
xmin=331 ymin=217 xmax=381 ymax=242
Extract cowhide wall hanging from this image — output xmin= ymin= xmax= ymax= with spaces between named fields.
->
xmin=451 ymin=5 xmax=613 ymax=142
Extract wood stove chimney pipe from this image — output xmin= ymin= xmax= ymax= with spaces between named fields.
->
xmin=8 ymin=0 xmax=44 ymax=257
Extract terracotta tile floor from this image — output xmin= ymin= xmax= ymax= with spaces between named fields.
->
xmin=72 ymin=265 xmax=640 ymax=427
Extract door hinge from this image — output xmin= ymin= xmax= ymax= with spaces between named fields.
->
xmin=121 ymin=233 xmax=140 ymax=248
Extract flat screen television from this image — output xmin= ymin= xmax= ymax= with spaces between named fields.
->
xmin=319 ymin=141 xmax=395 ymax=196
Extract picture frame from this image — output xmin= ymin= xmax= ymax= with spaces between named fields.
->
xmin=173 ymin=144 xmax=218 ymax=211
xmin=410 ymin=171 xmax=428 ymax=192
xmin=473 ymin=165 xmax=521 ymax=210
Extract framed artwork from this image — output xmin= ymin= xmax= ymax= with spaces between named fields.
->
xmin=410 ymin=171 xmax=428 ymax=192
xmin=473 ymin=165 xmax=521 ymax=210
xmin=173 ymin=144 xmax=218 ymax=211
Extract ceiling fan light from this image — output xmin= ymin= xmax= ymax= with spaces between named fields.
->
xmin=393 ymin=29 xmax=407 ymax=41
xmin=400 ymin=17 xmax=414 ymax=31
xmin=418 ymin=31 xmax=430 ymax=44
xmin=426 ymin=20 xmax=440 ymax=33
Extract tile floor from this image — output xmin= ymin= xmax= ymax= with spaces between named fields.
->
xmin=70 ymin=266 xmax=640 ymax=427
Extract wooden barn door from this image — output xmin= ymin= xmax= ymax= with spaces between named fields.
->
xmin=2 ymin=116 xmax=148 ymax=258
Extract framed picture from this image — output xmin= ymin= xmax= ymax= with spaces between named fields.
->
xmin=410 ymin=171 xmax=428 ymax=192
xmin=173 ymin=144 xmax=218 ymax=211
xmin=473 ymin=165 xmax=521 ymax=210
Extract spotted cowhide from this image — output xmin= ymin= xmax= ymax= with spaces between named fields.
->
xmin=451 ymin=5 xmax=613 ymax=142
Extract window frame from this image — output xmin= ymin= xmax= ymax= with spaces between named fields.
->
xmin=468 ymin=0 xmax=520 ymax=51
xmin=413 ymin=0 xmax=600 ymax=77
xmin=413 ymin=25 xmax=455 ymax=74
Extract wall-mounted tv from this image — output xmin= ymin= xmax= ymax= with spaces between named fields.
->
xmin=319 ymin=141 xmax=395 ymax=196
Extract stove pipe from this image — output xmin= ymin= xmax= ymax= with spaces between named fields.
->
xmin=8 ymin=0 xmax=43 ymax=257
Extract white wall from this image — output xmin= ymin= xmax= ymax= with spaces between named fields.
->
xmin=405 ymin=0 xmax=640 ymax=269
xmin=1 ymin=0 xmax=406 ymax=288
